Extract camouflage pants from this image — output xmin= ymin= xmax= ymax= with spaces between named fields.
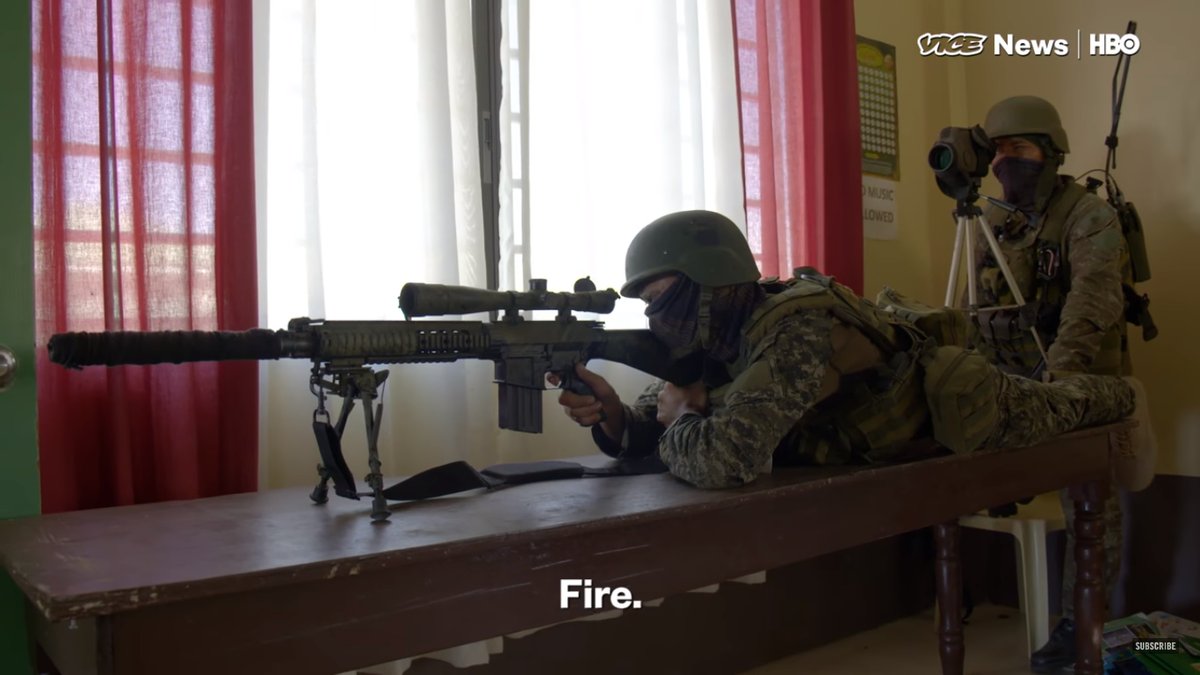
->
xmin=983 ymin=373 xmax=1132 ymax=620
xmin=1059 ymin=475 xmax=1122 ymax=619
xmin=983 ymin=373 xmax=1135 ymax=450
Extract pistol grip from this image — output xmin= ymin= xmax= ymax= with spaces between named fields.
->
xmin=560 ymin=371 xmax=594 ymax=397
xmin=558 ymin=370 xmax=607 ymax=426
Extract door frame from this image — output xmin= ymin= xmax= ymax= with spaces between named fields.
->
xmin=1 ymin=1 xmax=40 ymax=673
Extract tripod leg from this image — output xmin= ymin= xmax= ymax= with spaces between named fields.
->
xmin=975 ymin=212 xmax=1051 ymax=366
xmin=966 ymin=215 xmax=978 ymax=311
xmin=945 ymin=216 xmax=967 ymax=307
xmin=976 ymin=213 xmax=1026 ymax=306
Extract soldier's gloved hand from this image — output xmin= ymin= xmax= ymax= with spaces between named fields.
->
xmin=549 ymin=363 xmax=624 ymax=439
xmin=656 ymin=381 xmax=708 ymax=427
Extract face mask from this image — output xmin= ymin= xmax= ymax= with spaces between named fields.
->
xmin=993 ymin=156 xmax=1044 ymax=213
xmin=644 ymin=276 xmax=700 ymax=352
xmin=706 ymin=282 xmax=766 ymax=363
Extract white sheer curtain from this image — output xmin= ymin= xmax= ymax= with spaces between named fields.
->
xmin=258 ymin=0 xmax=499 ymax=489
xmin=256 ymin=1 xmax=746 ymax=671
xmin=258 ymin=0 xmax=746 ymax=485
xmin=496 ymin=0 xmax=746 ymax=458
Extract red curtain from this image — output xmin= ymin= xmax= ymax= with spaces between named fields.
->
xmin=732 ymin=0 xmax=863 ymax=293
xmin=32 ymin=0 xmax=258 ymax=512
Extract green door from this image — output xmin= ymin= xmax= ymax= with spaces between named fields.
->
xmin=0 ymin=1 xmax=40 ymax=673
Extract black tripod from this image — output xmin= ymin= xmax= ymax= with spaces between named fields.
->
xmin=943 ymin=184 xmax=1050 ymax=366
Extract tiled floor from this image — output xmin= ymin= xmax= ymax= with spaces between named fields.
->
xmin=742 ymin=604 xmax=1042 ymax=675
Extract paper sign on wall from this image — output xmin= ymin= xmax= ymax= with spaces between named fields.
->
xmin=863 ymin=175 xmax=897 ymax=241
xmin=857 ymin=35 xmax=899 ymax=180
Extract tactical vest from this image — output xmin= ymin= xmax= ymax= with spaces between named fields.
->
xmin=721 ymin=271 xmax=930 ymax=466
xmin=975 ymin=181 xmax=1130 ymax=377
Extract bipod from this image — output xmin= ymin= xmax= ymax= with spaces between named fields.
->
xmin=309 ymin=363 xmax=391 ymax=522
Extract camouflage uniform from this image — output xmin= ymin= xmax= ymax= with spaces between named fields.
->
xmin=591 ymin=300 xmax=1134 ymax=491
xmin=973 ymin=178 xmax=1128 ymax=620
xmin=974 ymin=178 xmax=1129 ymax=378
xmin=603 ymin=206 xmax=1130 ymax=673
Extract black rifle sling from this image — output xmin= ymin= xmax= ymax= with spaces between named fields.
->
xmin=381 ymin=455 xmax=669 ymax=501
xmin=312 ymin=420 xmax=359 ymax=499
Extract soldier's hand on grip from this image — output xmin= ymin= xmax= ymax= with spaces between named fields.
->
xmin=549 ymin=363 xmax=623 ymax=436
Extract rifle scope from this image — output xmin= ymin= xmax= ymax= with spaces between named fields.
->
xmin=400 ymin=278 xmax=618 ymax=318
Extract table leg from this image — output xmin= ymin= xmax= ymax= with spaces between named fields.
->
xmin=1069 ymin=479 xmax=1108 ymax=675
xmin=934 ymin=521 xmax=964 ymax=675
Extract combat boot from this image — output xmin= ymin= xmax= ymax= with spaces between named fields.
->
xmin=1030 ymin=617 xmax=1075 ymax=673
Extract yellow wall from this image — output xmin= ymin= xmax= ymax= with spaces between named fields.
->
xmin=855 ymin=0 xmax=1200 ymax=477
xmin=857 ymin=0 xmax=958 ymax=304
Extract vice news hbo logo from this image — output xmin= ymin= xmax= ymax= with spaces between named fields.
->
xmin=1089 ymin=32 xmax=1140 ymax=56
xmin=918 ymin=32 xmax=1140 ymax=58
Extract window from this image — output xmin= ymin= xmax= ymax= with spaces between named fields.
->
xmin=498 ymin=0 xmax=746 ymax=329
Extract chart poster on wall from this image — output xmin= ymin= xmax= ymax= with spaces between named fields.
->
xmin=857 ymin=35 xmax=899 ymax=180
xmin=862 ymin=175 xmax=898 ymax=241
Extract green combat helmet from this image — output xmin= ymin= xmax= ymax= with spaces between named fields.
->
xmin=983 ymin=95 xmax=1070 ymax=153
xmin=621 ymin=210 xmax=761 ymax=298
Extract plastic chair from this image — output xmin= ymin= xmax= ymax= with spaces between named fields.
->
xmin=959 ymin=492 xmax=1065 ymax=656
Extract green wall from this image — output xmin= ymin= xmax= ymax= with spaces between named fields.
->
xmin=0 ymin=0 xmax=40 ymax=673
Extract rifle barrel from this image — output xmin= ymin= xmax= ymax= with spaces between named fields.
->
xmin=48 ymin=329 xmax=296 ymax=368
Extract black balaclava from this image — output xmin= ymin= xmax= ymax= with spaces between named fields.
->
xmin=645 ymin=275 xmax=701 ymax=354
xmin=645 ymin=276 xmax=765 ymax=363
xmin=993 ymin=135 xmax=1062 ymax=216
xmin=706 ymin=282 xmax=766 ymax=363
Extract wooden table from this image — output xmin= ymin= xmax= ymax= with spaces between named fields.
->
xmin=0 ymin=423 xmax=1127 ymax=675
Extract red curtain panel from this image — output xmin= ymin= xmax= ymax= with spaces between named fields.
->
xmin=32 ymin=0 xmax=257 ymax=512
xmin=732 ymin=0 xmax=863 ymax=292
